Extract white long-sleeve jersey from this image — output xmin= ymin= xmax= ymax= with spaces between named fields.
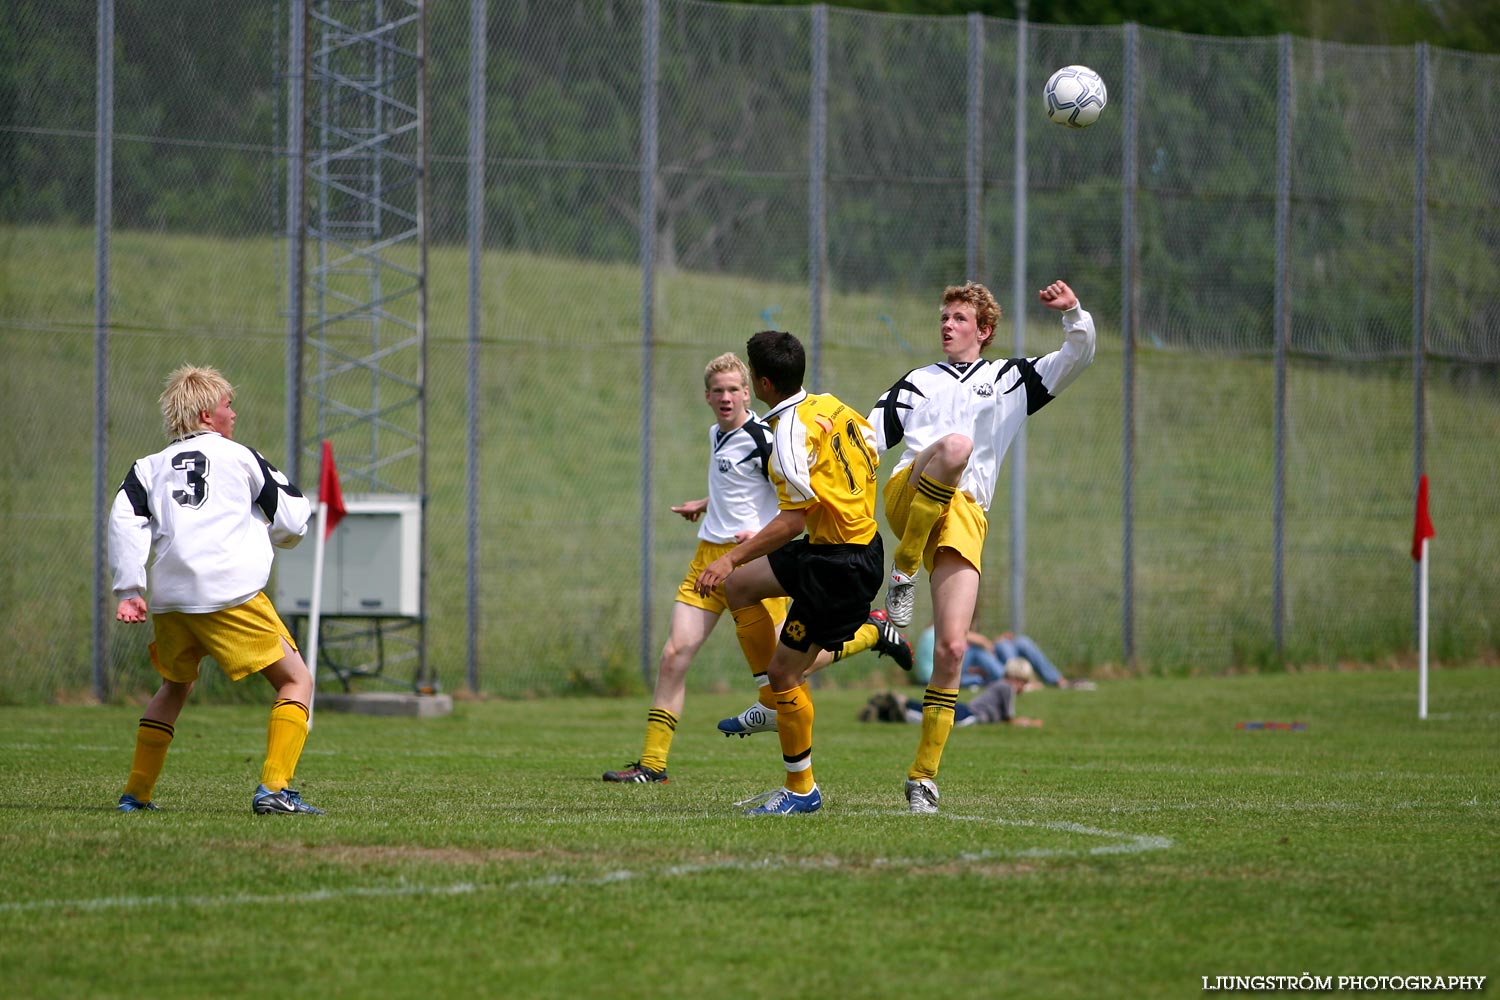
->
xmin=697 ymin=415 xmax=781 ymax=545
xmin=869 ymin=304 xmax=1096 ymax=512
xmin=109 ymin=430 xmax=311 ymax=613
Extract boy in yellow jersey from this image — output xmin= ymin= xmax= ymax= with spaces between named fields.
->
xmin=869 ymin=280 xmax=1095 ymax=813
xmin=696 ymin=331 xmax=884 ymax=815
xmin=604 ymin=354 xmax=911 ymax=784
xmin=109 ymin=365 xmax=322 ymax=815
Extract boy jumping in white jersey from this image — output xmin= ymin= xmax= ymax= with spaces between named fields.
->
xmin=870 ymin=280 xmax=1095 ymax=813
xmin=110 ymin=365 xmax=322 ymax=815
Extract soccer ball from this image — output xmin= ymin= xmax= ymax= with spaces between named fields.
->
xmin=1044 ymin=65 xmax=1107 ymax=128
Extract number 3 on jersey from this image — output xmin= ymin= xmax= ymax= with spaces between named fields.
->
xmin=171 ymin=451 xmax=210 ymax=508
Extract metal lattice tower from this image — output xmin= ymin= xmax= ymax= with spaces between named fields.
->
xmin=291 ymin=0 xmax=430 ymax=688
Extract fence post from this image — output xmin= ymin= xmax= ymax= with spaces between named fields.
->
xmin=1272 ymin=33 xmax=1291 ymax=662
xmin=808 ymin=4 xmax=828 ymax=391
xmin=466 ymin=0 xmax=487 ymax=693
xmin=284 ymin=0 xmax=307 ymax=488
xmin=92 ymin=0 xmax=115 ymax=702
xmin=1009 ymin=0 xmax=1029 ymax=634
xmin=1120 ymin=21 xmax=1137 ymax=666
xmin=638 ymin=0 xmax=659 ymax=685
xmin=1412 ymin=41 xmax=1429 ymax=640
xmin=965 ymin=11 xmax=983 ymax=282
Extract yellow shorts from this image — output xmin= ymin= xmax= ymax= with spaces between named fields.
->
xmin=884 ymin=464 xmax=989 ymax=574
xmin=149 ymin=592 xmax=298 ymax=684
xmin=674 ymin=539 xmax=789 ymax=624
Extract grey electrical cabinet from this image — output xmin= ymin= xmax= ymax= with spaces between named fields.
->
xmin=273 ymin=494 xmax=421 ymax=618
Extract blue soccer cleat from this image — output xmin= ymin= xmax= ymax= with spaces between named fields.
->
xmin=117 ymin=793 xmax=159 ymax=812
xmin=742 ymin=785 xmax=822 ymax=816
xmin=717 ymin=701 xmax=778 ymax=738
xmin=252 ymin=784 xmax=326 ymax=815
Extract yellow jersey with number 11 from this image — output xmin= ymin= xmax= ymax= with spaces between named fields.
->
xmin=762 ymin=389 xmax=879 ymax=546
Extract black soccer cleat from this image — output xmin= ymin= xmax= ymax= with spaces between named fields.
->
xmin=602 ymin=761 xmax=669 ymax=783
xmin=868 ymin=610 xmax=915 ymax=671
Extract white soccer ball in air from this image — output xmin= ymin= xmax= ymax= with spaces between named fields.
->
xmin=1044 ymin=65 xmax=1107 ymax=128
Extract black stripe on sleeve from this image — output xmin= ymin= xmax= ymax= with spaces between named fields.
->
xmin=250 ymin=447 xmax=303 ymax=522
xmin=872 ymin=375 xmax=923 ymax=450
xmin=120 ymin=467 xmax=151 ymax=518
xmin=740 ymin=419 xmax=775 ymax=479
xmin=999 ymin=358 xmax=1055 ymax=415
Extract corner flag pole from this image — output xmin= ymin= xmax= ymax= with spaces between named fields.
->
xmin=1412 ymin=474 xmax=1435 ymax=720
xmin=306 ymin=440 xmax=346 ymax=731
xmin=306 ymin=499 xmax=328 ymax=729
xmin=1418 ymin=534 xmax=1429 ymax=720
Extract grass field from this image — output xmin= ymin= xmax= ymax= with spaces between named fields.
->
xmin=3 ymin=667 xmax=1495 ymax=998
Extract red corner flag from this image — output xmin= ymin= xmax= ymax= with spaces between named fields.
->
xmin=1411 ymin=474 xmax=1434 ymax=561
xmin=319 ymin=440 xmax=347 ymax=540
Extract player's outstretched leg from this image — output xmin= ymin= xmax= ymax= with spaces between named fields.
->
xmin=826 ymin=610 xmax=914 ymax=672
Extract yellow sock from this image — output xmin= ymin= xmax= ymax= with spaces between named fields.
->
xmin=831 ymin=621 xmax=880 ymax=662
xmin=640 ymin=707 xmax=677 ymax=772
xmin=733 ymin=604 xmax=777 ymax=700
xmin=775 ymin=684 xmax=815 ymax=794
xmin=893 ymin=474 xmax=956 ymax=576
xmin=122 ymin=719 xmax=175 ymax=802
xmin=908 ymin=686 xmax=958 ymax=781
xmin=259 ymin=699 xmax=310 ymax=792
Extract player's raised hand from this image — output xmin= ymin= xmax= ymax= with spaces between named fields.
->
xmin=116 ymin=596 xmax=148 ymax=623
xmin=1038 ymin=280 xmax=1078 ymax=311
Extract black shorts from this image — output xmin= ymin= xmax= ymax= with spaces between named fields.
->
xmin=766 ymin=534 xmax=885 ymax=653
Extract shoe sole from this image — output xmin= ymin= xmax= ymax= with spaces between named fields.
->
xmin=885 ymin=586 xmax=916 ymax=628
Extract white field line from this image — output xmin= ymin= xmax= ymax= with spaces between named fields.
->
xmin=0 ymin=811 xmax=1171 ymax=916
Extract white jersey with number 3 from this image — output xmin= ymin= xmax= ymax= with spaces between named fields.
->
xmin=869 ymin=304 xmax=1096 ymax=512
xmin=109 ymin=430 xmax=311 ymax=613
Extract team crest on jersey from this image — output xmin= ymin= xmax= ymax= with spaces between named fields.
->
xmin=717 ymin=458 xmax=732 ymax=473
xmin=975 ymin=382 xmax=994 ymax=398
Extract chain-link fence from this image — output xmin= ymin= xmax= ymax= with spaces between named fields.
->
xmin=3 ymin=0 xmax=1496 ymax=704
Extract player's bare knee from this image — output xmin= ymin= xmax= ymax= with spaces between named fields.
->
xmin=936 ymin=433 xmax=973 ymax=468
xmin=657 ymin=643 xmax=696 ymax=681
xmin=935 ymin=635 xmax=970 ymax=669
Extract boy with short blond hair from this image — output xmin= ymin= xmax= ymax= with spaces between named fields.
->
xmin=111 ymin=364 xmax=322 ymax=815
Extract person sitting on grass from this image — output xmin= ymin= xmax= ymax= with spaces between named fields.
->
xmin=910 ymin=623 xmax=1094 ymax=690
xmin=863 ymin=656 xmax=1044 ymax=728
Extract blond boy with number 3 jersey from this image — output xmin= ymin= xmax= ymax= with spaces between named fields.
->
xmin=109 ymin=365 xmax=323 ymax=815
